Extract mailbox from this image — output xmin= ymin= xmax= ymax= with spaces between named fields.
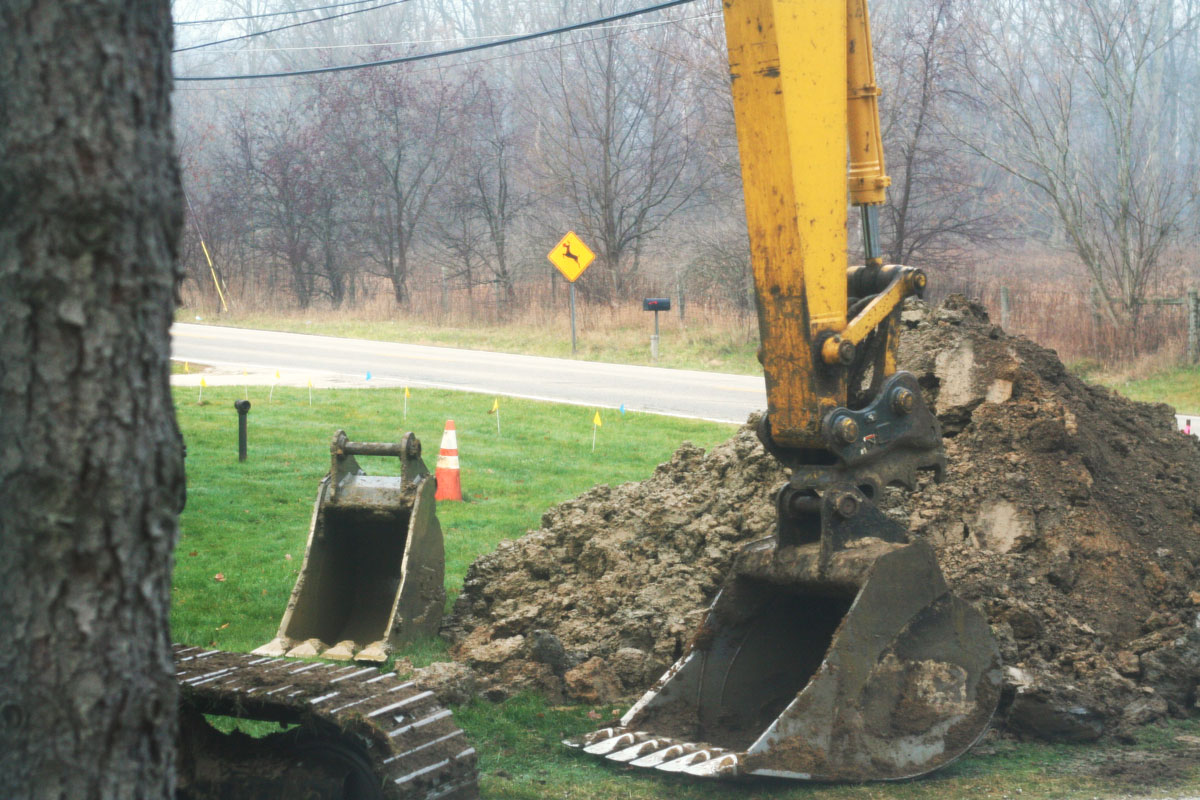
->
xmin=643 ymin=298 xmax=671 ymax=312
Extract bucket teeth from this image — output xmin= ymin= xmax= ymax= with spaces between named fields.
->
xmin=562 ymin=727 xmax=614 ymax=750
xmin=251 ymin=637 xmax=291 ymax=658
xmin=657 ymin=747 xmax=731 ymax=774
xmin=680 ymin=752 xmax=740 ymax=777
xmin=355 ymin=640 xmax=389 ymax=663
xmin=606 ymin=738 xmax=673 ymax=763
xmin=581 ymin=730 xmax=648 ymax=756
xmin=322 ymin=640 xmax=356 ymax=661
xmin=630 ymin=742 xmax=700 ymax=768
xmin=568 ymin=729 xmax=740 ymax=777
xmin=285 ymin=638 xmax=326 ymax=658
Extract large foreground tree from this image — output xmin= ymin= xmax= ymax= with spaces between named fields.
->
xmin=0 ymin=0 xmax=184 ymax=796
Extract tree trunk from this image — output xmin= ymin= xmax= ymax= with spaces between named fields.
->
xmin=0 ymin=0 xmax=184 ymax=796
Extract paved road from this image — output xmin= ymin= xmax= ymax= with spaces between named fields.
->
xmin=171 ymin=323 xmax=766 ymax=424
xmin=171 ymin=323 xmax=1200 ymax=437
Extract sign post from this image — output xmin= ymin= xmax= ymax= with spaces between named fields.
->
xmin=548 ymin=231 xmax=595 ymax=354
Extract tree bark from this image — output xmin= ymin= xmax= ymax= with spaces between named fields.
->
xmin=0 ymin=0 xmax=184 ymax=797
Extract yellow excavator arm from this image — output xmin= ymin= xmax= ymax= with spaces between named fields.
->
xmin=568 ymin=0 xmax=1001 ymax=782
xmin=727 ymin=0 xmax=921 ymax=450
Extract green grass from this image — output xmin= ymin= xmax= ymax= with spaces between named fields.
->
xmin=171 ymin=360 xmax=211 ymax=375
xmin=177 ymin=308 xmax=763 ymax=375
xmin=171 ymin=384 xmax=735 ymax=654
xmin=171 ymin=384 xmax=1200 ymax=799
xmin=453 ymin=693 xmax=1200 ymax=800
xmin=1095 ymin=365 xmax=1200 ymax=414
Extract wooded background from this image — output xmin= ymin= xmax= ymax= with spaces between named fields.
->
xmin=173 ymin=0 xmax=1200 ymax=358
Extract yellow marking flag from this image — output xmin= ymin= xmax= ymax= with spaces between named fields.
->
xmin=200 ymin=377 xmax=207 ymax=388
xmin=593 ymin=411 xmax=602 ymax=427
xmin=184 ymin=361 xmax=190 ymax=373
xmin=489 ymin=398 xmax=499 ymax=414
xmin=405 ymin=386 xmax=411 ymax=399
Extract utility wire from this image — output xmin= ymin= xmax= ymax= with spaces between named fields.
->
xmin=176 ymin=0 xmax=697 ymax=80
xmin=176 ymin=10 xmax=717 ymax=55
xmin=175 ymin=0 xmax=384 ymax=25
xmin=173 ymin=0 xmax=409 ymax=53
xmin=174 ymin=12 xmax=706 ymax=91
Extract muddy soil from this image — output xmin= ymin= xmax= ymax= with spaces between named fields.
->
xmin=438 ymin=296 xmax=1200 ymax=739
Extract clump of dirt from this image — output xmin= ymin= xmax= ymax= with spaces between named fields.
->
xmin=444 ymin=295 xmax=1200 ymax=740
xmin=443 ymin=423 xmax=783 ymax=703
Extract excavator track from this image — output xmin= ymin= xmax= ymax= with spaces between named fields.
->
xmin=175 ymin=645 xmax=478 ymax=799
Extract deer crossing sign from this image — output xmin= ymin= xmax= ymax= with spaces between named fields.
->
xmin=548 ymin=231 xmax=595 ymax=282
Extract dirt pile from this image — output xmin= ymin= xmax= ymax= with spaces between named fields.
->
xmin=437 ymin=296 xmax=1200 ymax=739
xmin=441 ymin=422 xmax=784 ymax=703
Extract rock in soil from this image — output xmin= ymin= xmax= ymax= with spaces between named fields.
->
xmin=445 ymin=296 xmax=1200 ymax=741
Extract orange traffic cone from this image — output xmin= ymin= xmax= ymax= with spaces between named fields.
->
xmin=434 ymin=419 xmax=462 ymax=501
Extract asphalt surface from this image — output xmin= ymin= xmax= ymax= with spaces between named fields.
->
xmin=171 ymin=323 xmax=1200 ymax=438
xmin=170 ymin=323 xmax=766 ymax=424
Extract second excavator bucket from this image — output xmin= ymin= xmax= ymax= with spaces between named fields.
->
xmin=254 ymin=430 xmax=445 ymax=663
xmin=567 ymin=487 xmax=1001 ymax=781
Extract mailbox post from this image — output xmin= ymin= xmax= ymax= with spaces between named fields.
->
xmin=642 ymin=298 xmax=671 ymax=359
xmin=234 ymin=400 xmax=251 ymax=462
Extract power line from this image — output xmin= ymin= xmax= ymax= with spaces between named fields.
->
xmin=174 ymin=12 xmax=708 ymax=91
xmin=175 ymin=0 xmax=698 ymax=80
xmin=174 ymin=10 xmax=717 ymax=56
xmin=173 ymin=0 xmax=410 ymax=53
xmin=175 ymin=0 xmax=384 ymax=26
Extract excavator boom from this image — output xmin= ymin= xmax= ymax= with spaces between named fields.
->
xmin=567 ymin=0 xmax=1001 ymax=782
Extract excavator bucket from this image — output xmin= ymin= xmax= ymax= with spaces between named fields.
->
xmin=254 ymin=430 xmax=445 ymax=663
xmin=567 ymin=487 xmax=1001 ymax=781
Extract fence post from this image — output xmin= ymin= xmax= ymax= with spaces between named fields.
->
xmin=999 ymin=286 xmax=1010 ymax=330
xmin=1189 ymin=289 xmax=1199 ymax=364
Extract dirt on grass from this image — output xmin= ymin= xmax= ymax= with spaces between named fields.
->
xmin=435 ymin=295 xmax=1200 ymax=741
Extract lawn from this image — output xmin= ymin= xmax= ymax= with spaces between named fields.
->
xmin=171 ymin=384 xmax=1200 ymax=800
xmin=1096 ymin=365 xmax=1200 ymax=415
xmin=171 ymin=384 xmax=737 ymax=655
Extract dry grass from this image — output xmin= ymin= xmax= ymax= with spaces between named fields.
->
xmin=184 ymin=248 xmax=1199 ymax=375
xmin=180 ymin=279 xmax=763 ymax=374
xmin=930 ymin=246 xmax=1195 ymax=366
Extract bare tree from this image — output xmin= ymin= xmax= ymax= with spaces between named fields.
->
xmin=228 ymin=102 xmax=324 ymax=307
xmin=872 ymin=0 xmax=1005 ymax=270
xmin=684 ymin=214 xmax=755 ymax=313
xmin=958 ymin=0 xmax=1198 ymax=340
xmin=435 ymin=77 xmax=532 ymax=310
xmin=337 ymin=66 xmax=460 ymax=306
xmin=0 ymin=0 xmax=184 ymax=795
xmin=533 ymin=24 xmax=706 ymax=301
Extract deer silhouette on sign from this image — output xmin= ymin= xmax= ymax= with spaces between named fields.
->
xmin=562 ymin=242 xmax=581 ymax=265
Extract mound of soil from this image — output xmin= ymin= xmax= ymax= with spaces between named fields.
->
xmin=439 ymin=296 xmax=1200 ymax=739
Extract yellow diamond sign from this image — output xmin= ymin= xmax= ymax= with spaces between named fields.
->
xmin=548 ymin=231 xmax=595 ymax=283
